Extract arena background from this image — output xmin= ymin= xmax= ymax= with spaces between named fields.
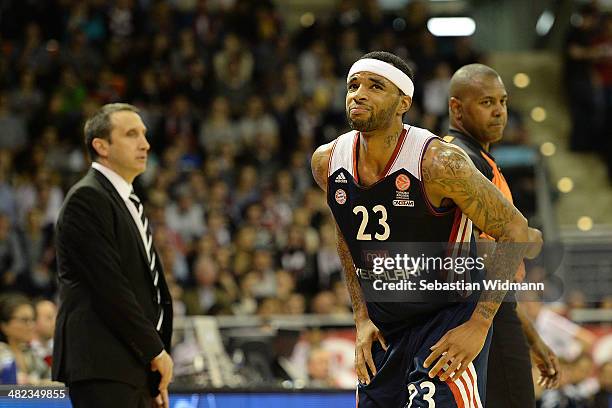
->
xmin=0 ymin=0 xmax=610 ymax=407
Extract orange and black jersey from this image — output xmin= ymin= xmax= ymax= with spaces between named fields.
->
xmin=444 ymin=129 xmax=526 ymax=283
xmin=443 ymin=129 xmax=513 ymax=204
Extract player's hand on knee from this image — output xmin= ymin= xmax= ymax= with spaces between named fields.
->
xmin=423 ymin=319 xmax=488 ymax=382
xmin=355 ymin=318 xmax=387 ymax=385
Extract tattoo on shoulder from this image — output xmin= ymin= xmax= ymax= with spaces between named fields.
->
xmin=423 ymin=145 xmax=515 ymax=237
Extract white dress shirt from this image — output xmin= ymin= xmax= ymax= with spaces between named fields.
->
xmin=91 ymin=162 xmax=150 ymax=262
xmin=91 ymin=163 xmax=165 ymax=351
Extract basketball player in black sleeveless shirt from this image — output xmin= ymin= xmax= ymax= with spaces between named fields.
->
xmin=445 ymin=64 xmax=560 ymax=408
xmin=311 ymin=51 xmax=543 ymax=408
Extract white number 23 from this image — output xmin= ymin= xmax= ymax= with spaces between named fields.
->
xmin=353 ymin=205 xmax=390 ymax=241
xmin=407 ymin=381 xmax=436 ymax=407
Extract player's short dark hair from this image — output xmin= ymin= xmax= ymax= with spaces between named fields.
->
xmin=359 ymin=51 xmax=415 ymax=83
xmin=84 ymin=103 xmax=140 ymax=161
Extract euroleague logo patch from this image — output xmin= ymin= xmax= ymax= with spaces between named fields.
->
xmin=335 ymin=189 xmax=347 ymax=205
xmin=395 ymin=174 xmax=411 ymax=191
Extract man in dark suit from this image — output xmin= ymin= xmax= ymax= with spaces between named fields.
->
xmin=53 ymin=103 xmax=174 ymax=408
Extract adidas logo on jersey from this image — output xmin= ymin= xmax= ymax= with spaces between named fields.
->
xmin=335 ymin=172 xmax=348 ymax=183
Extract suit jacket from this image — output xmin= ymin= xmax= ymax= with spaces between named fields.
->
xmin=52 ymin=168 xmax=173 ymax=392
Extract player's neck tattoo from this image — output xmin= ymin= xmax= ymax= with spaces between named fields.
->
xmin=384 ymin=128 xmax=402 ymax=148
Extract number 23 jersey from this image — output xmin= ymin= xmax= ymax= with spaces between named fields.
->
xmin=327 ymin=124 xmax=475 ymax=334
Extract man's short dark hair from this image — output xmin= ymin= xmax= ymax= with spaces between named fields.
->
xmin=359 ymin=51 xmax=415 ymax=85
xmin=84 ymin=103 xmax=140 ymax=161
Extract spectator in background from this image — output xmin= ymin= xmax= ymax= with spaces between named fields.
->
xmin=165 ymin=185 xmax=205 ymax=246
xmin=18 ymin=208 xmax=55 ymax=297
xmin=170 ymin=29 xmax=204 ymax=84
xmin=31 ymin=299 xmax=56 ymax=371
xmin=242 ymin=202 xmax=272 ymax=247
xmin=307 ymin=347 xmax=335 ymax=388
xmin=238 ymin=95 xmax=279 ymax=152
xmin=233 ymin=271 xmax=258 ymax=316
xmin=311 ymin=290 xmax=350 ymax=316
xmin=231 ymin=166 xmax=261 ymax=221
xmin=298 ymin=39 xmax=328 ymax=96
xmin=315 ymin=222 xmax=342 ymax=290
xmin=564 ymin=3 xmax=602 ymax=152
xmin=39 ymin=126 xmax=79 ymax=176
xmin=61 ymin=30 xmax=102 ymax=84
xmin=257 ymin=297 xmax=284 ymax=317
xmin=286 ymin=293 xmax=306 ymax=315
xmin=56 ymin=68 xmax=87 ymax=118
xmin=0 ymin=93 xmax=28 ymax=152
xmin=199 ymin=96 xmax=238 ymax=155
xmin=14 ymin=169 xmax=63 ymax=229
xmin=183 ymin=256 xmax=232 ymax=315
xmin=0 ymin=156 xmax=17 ymax=223
xmin=0 ymin=294 xmax=50 ymax=384
xmin=206 ymin=210 xmax=231 ymax=247
xmin=275 ymin=269 xmax=296 ymax=303
xmin=422 ymin=62 xmax=451 ymax=134
xmin=10 ymin=71 xmax=44 ymax=122
xmin=593 ymin=12 xmax=612 ymax=181
xmin=213 ymin=32 xmax=254 ymax=112
xmin=312 ymin=54 xmax=346 ymax=120
xmin=108 ymin=0 xmax=140 ymax=40
xmin=250 ymin=248 xmax=277 ymax=299
xmin=0 ymin=214 xmax=26 ymax=291
xmin=336 ymin=29 xmax=364 ymax=75
xmin=280 ymin=224 xmax=316 ymax=295
xmin=162 ymin=95 xmax=199 ymax=149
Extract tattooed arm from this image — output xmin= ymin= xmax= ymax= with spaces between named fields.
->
xmin=311 ymin=143 xmax=387 ymax=384
xmin=421 ymin=139 xmax=542 ymax=381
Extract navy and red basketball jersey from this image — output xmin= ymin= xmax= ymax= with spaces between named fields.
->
xmin=327 ymin=124 xmax=478 ymax=335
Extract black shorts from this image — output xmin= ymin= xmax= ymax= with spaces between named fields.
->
xmin=486 ymin=299 xmax=535 ymax=408
xmin=358 ymin=303 xmax=492 ymax=408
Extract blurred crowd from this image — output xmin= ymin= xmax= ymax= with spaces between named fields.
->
xmin=0 ymin=0 xmax=609 ymax=404
xmin=564 ymin=3 xmax=612 ymax=181
xmin=0 ymin=0 xmax=488 ymax=327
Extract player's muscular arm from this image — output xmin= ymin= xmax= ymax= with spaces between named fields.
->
xmin=422 ymin=140 xmax=523 ymax=239
xmin=334 ymin=217 xmax=388 ymax=384
xmin=311 ymin=144 xmax=370 ymax=322
xmin=422 ymin=140 xmax=541 ymax=323
xmin=422 ymin=140 xmax=543 ymax=381
xmin=311 ymin=144 xmax=387 ymax=384
xmin=334 ymin=225 xmax=368 ymax=322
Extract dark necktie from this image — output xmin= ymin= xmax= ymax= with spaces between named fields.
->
xmin=129 ymin=190 xmax=163 ymax=331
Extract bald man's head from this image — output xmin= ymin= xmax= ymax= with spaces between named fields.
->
xmin=449 ymin=64 xmax=502 ymax=99
xmin=448 ymin=64 xmax=508 ymax=149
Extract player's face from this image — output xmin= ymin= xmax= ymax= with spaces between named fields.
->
xmin=460 ymin=76 xmax=508 ymax=144
xmin=96 ymin=111 xmax=150 ymax=182
xmin=346 ymin=72 xmax=402 ymax=132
